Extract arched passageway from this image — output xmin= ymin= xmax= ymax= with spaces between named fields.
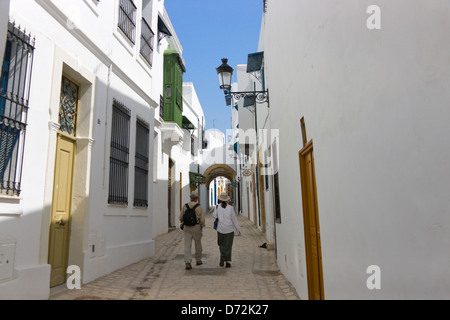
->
xmin=202 ymin=164 xmax=237 ymax=209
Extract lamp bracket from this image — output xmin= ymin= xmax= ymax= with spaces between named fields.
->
xmin=223 ymin=90 xmax=269 ymax=105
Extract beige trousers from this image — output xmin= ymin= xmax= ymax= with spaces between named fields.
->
xmin=184 ymin=224 xmax=203 ymax=263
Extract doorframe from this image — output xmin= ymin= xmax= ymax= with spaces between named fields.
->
xmin=299 ymin=140 xmax=325 ymax=300
xmin=39 ymin=47 xmax=96 ymax=288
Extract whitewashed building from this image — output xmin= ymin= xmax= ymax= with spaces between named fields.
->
xmin=199 ymin=128 xmax=237 ymax=212
xmin=255 ymin=0 xmax=450 ymax=299
xmin=229 ymin=55 xmax=276 ymax=243
xmin=0 ymin=0 xmax=188 ymax=299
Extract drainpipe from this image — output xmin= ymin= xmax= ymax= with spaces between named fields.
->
xmin=102 ymin=64 xmax=113 ymax=188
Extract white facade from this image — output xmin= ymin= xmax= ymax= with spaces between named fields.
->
xmin=0 ymin=0 xmax=189 ymax=299
xmin=231 ymin=57 xmax=276 ymax=244
xmin=258 ymin=0 xmax=450 ymax=299
xmin=204 ymin=129 xmax=225 ymax=150
xmin=199 ymin=129 xmax=237 ymax=211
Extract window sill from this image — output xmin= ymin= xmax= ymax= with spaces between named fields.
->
xmin=0 ymin=195 xmax=22 ymax=203
xmin=0 ymin=196 xmax=23 ymax=216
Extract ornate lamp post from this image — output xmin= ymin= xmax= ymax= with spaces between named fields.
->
xmin=216 ymin=58 xmax=269 ymax=227
xmin=216 ymin=58 xmax=269 ymax=104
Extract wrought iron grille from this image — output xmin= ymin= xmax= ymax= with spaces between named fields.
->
xmin=118 ymin=0 xmax=137 ymax=44
xmin=108 ymin=99 xmax=131 ymax=205
xmin=134 ymin=118 xmax=149 ymax=208
xmin=159 ymin=94 xmax=164 ymax=118
xmin=0 ymin=22 xmax=35 ymax=196
xmin=59 ymin=76 xmax=79 ymax=136
xmin=140 ymin=18 xmax=154 ymax=66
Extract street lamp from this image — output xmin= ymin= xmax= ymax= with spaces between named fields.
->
xmin=216 ymin=58 xmax=269 ymax=104
xmin=216 ymin=58 xmax=269 ymax=228
xmin=216 ymin=58 xmax=234 ymax=91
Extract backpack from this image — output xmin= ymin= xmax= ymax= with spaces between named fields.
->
xmin=183 ymin=203 xmax=200 ymax=226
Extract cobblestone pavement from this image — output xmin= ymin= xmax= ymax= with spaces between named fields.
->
xmin=50 ymin=212 xmax=301 ymax=300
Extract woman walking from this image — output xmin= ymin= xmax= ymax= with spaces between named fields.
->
xmin=212 ymin=192 xmax=241 ymax=268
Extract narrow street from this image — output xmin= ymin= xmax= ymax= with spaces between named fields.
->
xmin=49 ymin=212 xmax=300 ymax=300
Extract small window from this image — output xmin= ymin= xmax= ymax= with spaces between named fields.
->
xmin=134 ymin=118 xmax=149 ymax=208
xmin=159 ymin=94 xmax=164 ymax=118
xmin=140 ymin=18 xmax=154 ymax=66
xmin=0 ymin=22 xmax=35 ymax=197
xmin=59 ymin=76 xmax=79 ymax=136
xmin=108 ymin=99 xmax=131 ymax=205
xmin=118 ymin=0 xmax=137 ymax=44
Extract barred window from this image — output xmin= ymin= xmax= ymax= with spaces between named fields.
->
xmin=134 ymin=118 xmax=149 ymax=208
xmin=108 ymin=99 xmax=131 ymax=205
xmin=59 ymin=76 xmax=79 ymax=136
xmin=0 ymin=22 xmax=35 ymax=196
xmin=140 ymin=18 xmax=154 ymax=66
xmin=118 ymin=0 xmax=137 ymax=44
xmin=159 ymin=94 xmax=164 ymax=118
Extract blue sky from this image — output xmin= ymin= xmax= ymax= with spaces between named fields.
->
xmin=164 ymin=0 xmax=263 ymax=137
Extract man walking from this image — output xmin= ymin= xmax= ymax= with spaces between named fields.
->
xmin=179 ymin=191 xmax=205 ymax=270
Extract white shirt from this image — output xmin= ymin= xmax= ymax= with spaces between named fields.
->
xmin=213 ymin=204 xmax=240 ymax=234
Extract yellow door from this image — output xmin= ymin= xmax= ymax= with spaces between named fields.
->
xmin=299 ymin=141 xmax=324 ymax=300
xmin=48 ymin=133 xmax=76 ymax=287
xmin=258 ymin=156 xmax=267 ymax=233
xmin=251 ymin=165 xmax=257 ymax=224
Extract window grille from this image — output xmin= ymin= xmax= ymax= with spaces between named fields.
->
xmin=59 ymin=76 xmax=79 ymax=136
xmin=159 ymin=94 xmax=164 ymax=118
xmin=140 ymin=18 xmax=154 ymax=66
xmin=118 ymin=0 xmax=137 ymax=44
xmin=134 ymin=118 xmax=149 ymax=208
xmin=108 ymin=99 xmax=131 ymax=205
xmin=0 ymin=22 xmax=35 ymax=196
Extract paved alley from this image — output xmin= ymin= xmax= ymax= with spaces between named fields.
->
xmin=49 ymin=212 xmax=300 ymax=300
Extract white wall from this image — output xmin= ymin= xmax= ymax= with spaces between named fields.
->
xmin=263 ymin=0 xmax=450 ymax=299
xmin=0 ymin=0 xmax=169 ymax=298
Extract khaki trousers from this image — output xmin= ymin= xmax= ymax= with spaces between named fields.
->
xmin=183 ymin=224 xmax=203 ymax=263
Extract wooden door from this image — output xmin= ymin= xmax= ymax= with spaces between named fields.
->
xmin=168 ymin=159 xmax=174 ymax=227
xmin=48 ymin=134 xmax=75 ymax=287
xmin=251 ymin=165 xmax=257 ymax=225
xmin=299 ymin=141 xmax=324 ymax=300
xmin=246 ymin=184 xmax=250 ymax=219
xmin=258 ymin=154 xmax=267 ymax=233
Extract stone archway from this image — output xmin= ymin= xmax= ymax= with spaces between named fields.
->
xmin=203 ymin=164 xmax=236 ymax=208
